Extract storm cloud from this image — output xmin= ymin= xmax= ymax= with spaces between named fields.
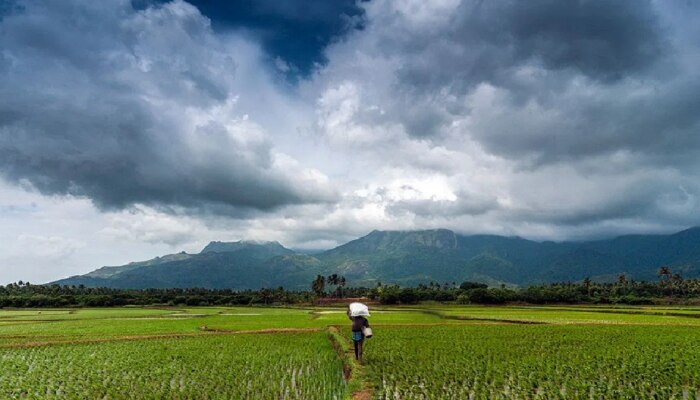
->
xmin=393 ymin=0 xmax=665 ymax=89
xmin=317 ymin=0 xmax=685 ymax=147
xmin=309 ymin=0 xmax=700 ymax=235
xmin=2 ymin=0 xmax=700 ymax=283
xmin=0 ymin=0 xmax=334 ymax=214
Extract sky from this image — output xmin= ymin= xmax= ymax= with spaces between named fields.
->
xmin=1 ymin=0 xmax=700 ymax=284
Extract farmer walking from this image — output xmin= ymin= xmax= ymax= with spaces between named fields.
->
xmin=347 ymin=302 xmax=371 ymax=363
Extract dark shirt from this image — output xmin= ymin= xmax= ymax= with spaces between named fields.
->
xmin=351 ymin=316 xmax=369 ymax=332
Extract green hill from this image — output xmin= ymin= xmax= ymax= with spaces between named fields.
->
xmin=51 ymin=227 xmax=700 ymax=289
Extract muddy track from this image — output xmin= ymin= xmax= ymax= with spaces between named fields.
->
xmin=352 ymin=390 xmax=371 ymax=400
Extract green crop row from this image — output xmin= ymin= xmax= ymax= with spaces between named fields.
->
xmin=0 ymin=332 xmax=345 ymax=399
xmin=425 ymin=305 xmax=700 ymax=325
xmin=362 ymin=325 xmax=700 ymax=399
xmin=0 ymin=308 xmax=451 ymax=346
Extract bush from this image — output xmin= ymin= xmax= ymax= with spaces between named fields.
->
xmin=378 ymin=286 xmax=401 ymax=305
xmin=456 ymin=294 xmax=470 ymax=304
xmin=467 ymin=288 xmax=515 ymax=304
xmin=398 ymin=288 xmax=419 ymax=304
xmin=459 ymin=281 xmax=488 ymax=290
xmin=434 ymin=291 xmax=456 ymax=302
xmin=615 ymin=295 xmax=654 ymax=305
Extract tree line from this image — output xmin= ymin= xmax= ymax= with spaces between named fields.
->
xmin=2 ymin=267 xmax=699 ymax=307
xmin=0 ymin=282 xmax=313 ymax=307
xmin=370 ymin=267 xmax=700 ymax=305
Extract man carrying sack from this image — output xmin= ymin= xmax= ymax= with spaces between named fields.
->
xmin=347 ymin=302 xmax=372 ymax=363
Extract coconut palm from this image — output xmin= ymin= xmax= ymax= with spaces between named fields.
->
xmin=338 ymin=276 xmax=346 ymax=298
xmin=311 ymin=275 xmax=326 ymax=297
xmin=582 ymin=277 xmax=592 ymax=297
xmin=658 ymin=266 xmax=672 ymax=281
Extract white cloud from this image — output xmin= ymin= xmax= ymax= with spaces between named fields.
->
xmin=14 ymin=235 xmax=85 ymax=259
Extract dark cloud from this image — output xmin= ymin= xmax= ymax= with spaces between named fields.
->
xmin=460 ymin=76 xmax=700 ymax=165
xmin=307 ymin=0 xmax=700 ymax=239
xmin=471 ymin=0 xmax=663 ymax=80
xmin=507 ymin=170 xmax=700 ymax=230
xmin=2 ymin=0 xmax=700 ymax=252
xmin=393 ymin=0 xmax=664 ymax=90
xmin=357 ymin=0 xmax=667 ymax=139
xmin=175 ymin=0 xmax=366 ymax=77
xmin=0 ymin=0 xmax=333 ymax=214
xmin=324 ymin=1 xmax=700 ymax=164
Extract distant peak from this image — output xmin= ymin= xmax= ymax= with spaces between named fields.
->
xmin=200 ymin=239 xmax=290 ymax=254
xmin=240 ymin=239 xmax=281 ymax=246
xmin=364 ymin=228 xmax=455 ymax=236
xmin=670 ymin=226 xmax=700 ymax=237
xmin=329 ymin=228 xmax=458 ymax=254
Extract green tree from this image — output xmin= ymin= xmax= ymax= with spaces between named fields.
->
xmin=582 ymin=277 xmax=592 ymax=297
xmin=338 ymin=276 xmax=346 ymax=298
xmin=311 ymin=275 xmax=326 ymax=297
xmin=327 ymin=274 xmax=339 ymax=296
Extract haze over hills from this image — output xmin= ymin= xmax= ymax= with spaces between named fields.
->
xmin=51 ymin=227 xmax=700 ymax=289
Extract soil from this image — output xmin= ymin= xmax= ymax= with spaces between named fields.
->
xmin=352 ymin=390 xmax=372 ymax=400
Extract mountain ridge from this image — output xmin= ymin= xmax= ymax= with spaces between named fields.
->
xmin=51 ymin=227 xmax=700 ymax=289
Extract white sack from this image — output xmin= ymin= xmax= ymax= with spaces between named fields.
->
xmin=348 ymin=302 xmax=370 ymax=317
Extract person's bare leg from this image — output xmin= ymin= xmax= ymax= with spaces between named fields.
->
xmin=354 ymin=341 xmax=359 ymax=360
xmin=358 ymin=341 xmax=363 ymax=363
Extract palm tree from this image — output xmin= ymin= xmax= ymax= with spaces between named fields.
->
xmin=671 ymin=273 xmax=684 ymax=297
xmin=327 ymin=274 xmax=339 ymax=286
xmin=658 ymin=266 xmax=672 ymax=281
xmin=658 ymin=266 xmax=673 ymax=296
xmin=338 ymin=276 xmax=346 ymax=298
xmin=311 ymin=275 xmax=326 ymax=297
xmin=617 ymin=274 xmax=627 ymax=285
xmin=327 ymin=274 xmax=339 ymax=297
xmin=582 ymin=277 xmax=592 ymax=297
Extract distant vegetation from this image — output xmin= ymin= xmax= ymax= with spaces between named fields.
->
xmin=3 ymin=267 xmax=700 ymax=307
xmin=368 ymin=267 xmax=700 ymax=306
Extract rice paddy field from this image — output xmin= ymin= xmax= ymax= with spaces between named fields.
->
xmin=2 ymin=305 xmax=700 ymax=399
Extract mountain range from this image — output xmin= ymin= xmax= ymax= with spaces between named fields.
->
xmin=51 ymin=227 xmax=700 ymax=289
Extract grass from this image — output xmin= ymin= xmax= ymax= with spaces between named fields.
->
xmin=363 ymin=324 xmax=700 ymax=399
xmin=423 ymin=305 xmax=700 ymax=325
xmin=0 ymin=332 xmax=345 ymax=399
xmin=0 ymin=308 xmax=172 ymax=321
xmin=0 ymin=307 xmax=450 ymax=345
xmin=2 ymin=304 xmax=700 ymax=398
